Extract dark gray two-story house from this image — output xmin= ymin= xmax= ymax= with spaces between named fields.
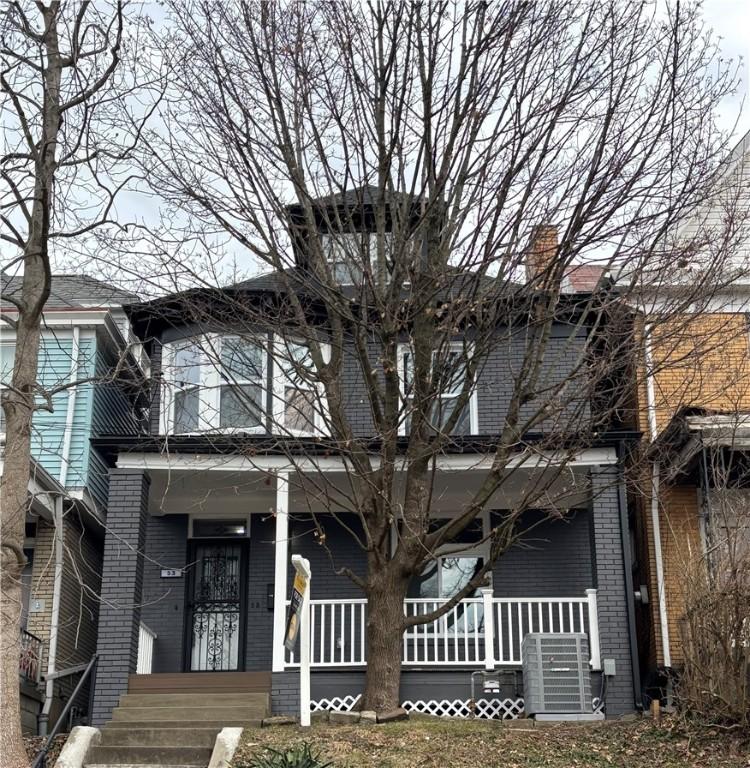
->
xmin=89 ymin=191 xmax=641 ymax=728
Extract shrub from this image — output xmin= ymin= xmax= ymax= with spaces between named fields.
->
xmin=678 ymin=487 xmax=749 ymax=728
xmin=248 ymin=743 xmax=334 ymax=768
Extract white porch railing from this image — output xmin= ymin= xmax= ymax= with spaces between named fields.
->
xmin=285 ymin=589 xmax=601 ymax=670
xmin=136 ymin=622 xmax=157 ymax=674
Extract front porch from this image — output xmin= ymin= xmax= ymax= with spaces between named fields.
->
xmin=277 ymin=592 xmax=600 ymax=669
xmin=90 ymin=450 xmax=637 ymax=723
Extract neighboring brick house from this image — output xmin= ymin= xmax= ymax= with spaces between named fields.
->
xmin=0 ymin=274 xmax=148 ymax=733
xmin=87 ymin=189 xmax=641 ymax=726
xmin=628 ymin=129 xmax=750 ymax=689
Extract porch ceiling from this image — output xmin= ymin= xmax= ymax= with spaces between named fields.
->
xmin=146 ymin=464 xmax=593 ymax=517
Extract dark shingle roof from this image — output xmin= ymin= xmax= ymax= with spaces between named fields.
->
xmin=1 ymin=273 xmax=138 ymax=310
xmin=287 ymin=184 xmax=425 ymax=212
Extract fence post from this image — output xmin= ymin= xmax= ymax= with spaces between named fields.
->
xmin=586 ymin=589 xmax=602 ymax=671
xmin=481 ymin=588 xmax=495 ymax=671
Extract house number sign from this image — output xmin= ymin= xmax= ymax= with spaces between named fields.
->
xmin=160 ymin=568 xmax=181 ymax=578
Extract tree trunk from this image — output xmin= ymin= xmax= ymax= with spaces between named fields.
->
xmin=360 ymin=571 xmax=409 ymax=713
xmin=1 ymin=8 xmax=59 ymax=765
xmin=1 ymin=304 xmax=45 ymax=768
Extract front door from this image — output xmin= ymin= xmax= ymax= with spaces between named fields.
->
xmin=185 ymin=540 xmax=247 ymax=671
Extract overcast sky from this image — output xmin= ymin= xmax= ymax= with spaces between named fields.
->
xmin=704 ymin=0 xmax=750 ymax=138
xmin=2 ymin=1 xmax=749 ymax=288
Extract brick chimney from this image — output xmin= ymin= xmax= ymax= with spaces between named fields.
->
xmin=525 ymin=224 xmax=559 ymax=283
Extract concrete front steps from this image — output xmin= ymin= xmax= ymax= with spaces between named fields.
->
xmin=86 ymin=691 xmax=268 ymax=768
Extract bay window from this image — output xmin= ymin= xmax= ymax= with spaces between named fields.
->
xmin=162 ymin=334 xmax=327 ymax=436
xmin=171 ymin=341 xmax=202 ymax=433
xmin=219 ymin=336 xmax=265 ymax=429
xmin=272 ymin=339 xmax=327 ymax=435
xmin=162 ymin=335 xmax=267 ymax=434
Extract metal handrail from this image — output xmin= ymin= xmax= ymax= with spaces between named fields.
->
xmin=32 ymin=653 xmax=98 ymax=768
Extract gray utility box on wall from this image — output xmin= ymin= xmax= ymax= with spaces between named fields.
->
xmin=522 ymin=633 xmax=600 ymax=720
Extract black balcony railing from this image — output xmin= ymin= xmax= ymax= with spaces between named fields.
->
xmin=19 ymin=628 xmax=43 ymax=684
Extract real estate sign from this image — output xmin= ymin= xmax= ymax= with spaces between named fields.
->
xmin=284 ymin=569 xmax=308 ymax=651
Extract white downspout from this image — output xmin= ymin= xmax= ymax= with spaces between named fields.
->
xmin=59 ymin=326 xmax=80 ymax=488
xmin=40 ymin=327 xmax=80 ymax=733
xmin=644 ymin=327 xmax=672 ymax=668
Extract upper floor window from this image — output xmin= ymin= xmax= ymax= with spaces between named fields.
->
xmin=321 ymin=232 xmax=393 ymax=285
xmin=161 ymin=334 xmax=327 ymax=437
xmin=273 ymin=339 xmax=327 ymax=435
xmin=220 ymin=337 xmax=265 ymax=429
xmin=162 ymin=335 xmax=267 ymax=435
xmin=398 ymin=342 xmax=478 ymax=436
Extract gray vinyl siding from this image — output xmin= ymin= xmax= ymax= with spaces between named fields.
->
xmin=88 ymin=344 xmax=143 ymax=508
xmin=478 ymin=323 xmax=590 ymax=435
xmin=92 ymin=346 xmax=141 ymax=437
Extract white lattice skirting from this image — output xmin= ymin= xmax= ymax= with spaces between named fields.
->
xmin=311 ymin=695 xmax=604 ymax=720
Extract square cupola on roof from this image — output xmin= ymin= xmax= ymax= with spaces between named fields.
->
xmin=286 ymin=185 xmax=429 ymax=282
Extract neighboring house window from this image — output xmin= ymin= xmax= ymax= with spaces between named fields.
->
xmin=162 ymin=335 xmax=267 ymax=435
xmin=321 ymin=232 xmax=393 ymax=285
xmin=272 ymin=339 xmax=328 ymax=435
xmin=398 ymin=342 xmax=478 ymax=435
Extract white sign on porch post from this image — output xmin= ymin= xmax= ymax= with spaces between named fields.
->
xmin=289 ymin=554 xmax=312 ymax=727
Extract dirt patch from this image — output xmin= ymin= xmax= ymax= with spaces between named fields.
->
xmin=232 ymin=717 xmax=750 ymax=768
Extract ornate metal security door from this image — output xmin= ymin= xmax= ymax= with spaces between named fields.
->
xmin=186 ymin=541 xmax=246 ymax=671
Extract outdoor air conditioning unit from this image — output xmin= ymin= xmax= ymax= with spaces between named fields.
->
xmin=522 ymin=633 xmax=601 ymax=721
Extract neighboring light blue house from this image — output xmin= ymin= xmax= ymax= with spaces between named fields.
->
xmin=0 ymin=273 xmax=147 ymax=734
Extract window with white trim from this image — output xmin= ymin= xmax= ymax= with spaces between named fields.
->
xmin=399 ymin=342 xmax=478 ymax=436
xmin=272 ymin=338 xmax=328 ymax=435
xmin=405 ymin=515 xmax=489 ymax=633
xmin=218 ymin=336 xmax=265 ymax=429
xmin=170 ymin=340 xmax=202 ymax=433
xmin=161 ymin=335 xmax=267 ymax=434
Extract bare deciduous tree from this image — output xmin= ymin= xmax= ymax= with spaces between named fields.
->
xmin=0 ymin=2 xmax=159 ymax=763
xmin=135 ymin=0 xmax=748 ymax=712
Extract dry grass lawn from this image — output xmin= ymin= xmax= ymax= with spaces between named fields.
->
xmin=232 ymin=717 xmax=750 ymax=768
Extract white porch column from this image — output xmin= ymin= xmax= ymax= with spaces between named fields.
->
xmin=272 ymin=472 xmax=290 ymax=672
xmin=481 ymin=587 xmax=495 ymax=671
xmin=586 ymin=588 xmax=602 ymax=671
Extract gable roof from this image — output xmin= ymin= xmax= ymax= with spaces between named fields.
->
xmin=1 ymin=273 xmax=139 ymax=310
